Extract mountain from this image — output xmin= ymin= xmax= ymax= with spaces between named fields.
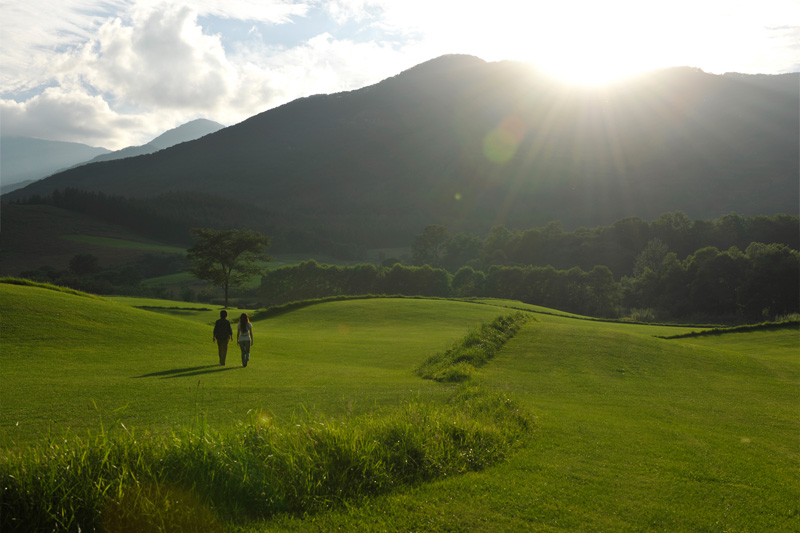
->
xmin=0 ymin=137 xmax=110 ymax=190
xmin=4 ymin=55 xmax=798 ymax=246
xmin=0 ymin=119 xmax=224 ymax=194
xmin=79 ymin=118 xmax=224 ymax=165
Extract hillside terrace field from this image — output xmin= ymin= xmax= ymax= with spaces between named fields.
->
xmin=0 ymin=280 xmax=797 ymax=531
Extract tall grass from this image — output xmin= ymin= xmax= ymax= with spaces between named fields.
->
xmin=416 ymin=312 xmax=530 ymax=382
xmin=0 ymin=387 xmax=531 ymax=531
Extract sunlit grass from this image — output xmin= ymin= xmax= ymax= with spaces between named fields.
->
xmin=2 ymin=281 xmax=797 ymax=531
xmin=1 ymin=386 xmax=531 ymax=531
xmin=246 ymin=314 xmax=800 ymax=531
xmin=0 ymin=285 xmax=508 ymax=447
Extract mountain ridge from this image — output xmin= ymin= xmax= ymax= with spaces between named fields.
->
xmin=4 ymin=55 xmax=798 ymax=246
xmin=78 ymin=118 xmax=224 ymax=165
xmin=0 ymin=137 xmax=110 ymax=190
xmin=1 ymin=119 xmax=224 ymax=194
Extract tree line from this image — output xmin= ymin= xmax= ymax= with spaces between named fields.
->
xmin=411 ymin=212 xmax=799 ymax=277
xmin=260 ymin=241 xmax=799 ymax=320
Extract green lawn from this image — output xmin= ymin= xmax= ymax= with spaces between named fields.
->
xmin=1 ymin=282 xmax=797 ymax=531
xmin=1 ymin=285 xmax=506 ymax=447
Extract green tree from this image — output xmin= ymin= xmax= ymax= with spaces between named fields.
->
xmin=633 ymin=238 xmax=669 ymax=277
xmin=743 ymin=243 xmax=800 ymax=318
xmin=186 ymin=228 xmax=271 ymax=307
xmin=452 ymin=266 xmax=485 ymax=297
xmin=411 ymin=225 xmax=450 ymax=268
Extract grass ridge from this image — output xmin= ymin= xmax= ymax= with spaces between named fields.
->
xmin=416 ymin=312 xmax=531 ymax=382
xmin=0 ymin=277 xmax=101 ymax=299
xmin=657 ymin=320 xmax=800 ymax=339
xmin=0 ymin=387 xmax=531 ymax=531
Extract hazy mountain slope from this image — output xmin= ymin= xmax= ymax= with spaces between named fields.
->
xmin=5 ymin=56 xmax=798 ymax=245
xmin=81 ymin=118 xmax=224 ymax=165
xmin=148 ymin=118 xmax=224 ymax=148
xmin=0 ymin=137 xmax=110 ymax=186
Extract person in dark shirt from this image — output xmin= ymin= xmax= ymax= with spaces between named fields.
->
xmin=212 ymin=310 xmax=234 ymax=365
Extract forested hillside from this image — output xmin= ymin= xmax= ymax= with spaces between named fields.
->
xmin=4 ymin=55 xmax=798 ymax=247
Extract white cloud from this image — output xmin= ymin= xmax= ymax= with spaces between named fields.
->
xmin=0 ymin=87 xmax=147 ymax=148
xmin=0 ymin=0 xmax=129 ymax=92
xmin=0 ymin=1 xmax=419 ymax=148
xmin=64 ymin=6 xmax=236 ymax=109
xmin=188 ymin=0 xmax=311 ymax=23
xmin=1 ymin=0 xmax=797 ymax=148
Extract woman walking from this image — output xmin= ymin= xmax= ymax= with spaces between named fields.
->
xmin=237 ymin=313 xmax=254 ymax=367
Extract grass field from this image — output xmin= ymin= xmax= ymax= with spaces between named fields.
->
xmin=62 ymin=234 xmax=187 ymax=254
xmin=1 ymin=280 xmax=797 ymax=531
xmin=0 ymin=284 xmax=508 ymax=446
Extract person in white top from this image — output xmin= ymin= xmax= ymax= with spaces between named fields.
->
xmin=237 ymin=313 xmax=254 ymax=367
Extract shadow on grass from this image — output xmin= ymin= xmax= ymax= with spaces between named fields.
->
xmin=133 ymin=365 xmax=239 ymax=379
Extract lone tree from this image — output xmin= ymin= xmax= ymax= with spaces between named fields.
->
xmin=186 ymin=228 xmax=271 ymax=307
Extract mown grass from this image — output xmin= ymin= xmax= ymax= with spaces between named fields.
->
xmin=246 ymin=313 xmax=799 ymax=531
xmin=2 ymin=280 xmax=797 ymax=531
xmin=0 ymin=284 xmax=511 ymax=446
xmin=1 ymin=281 xmax=531 ymax=530
xmin=0 ymin=276 xmax=102 ymax=298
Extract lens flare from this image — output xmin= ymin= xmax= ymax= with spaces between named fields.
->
xmin=483 ymin=115 xmax=527 ymax=164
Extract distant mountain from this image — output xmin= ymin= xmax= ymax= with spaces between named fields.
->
xmin=4 ymin=55 xmax=798 ymax=246
xmin=0 ymin=137 xmax=110 ymax=190
xmin=80 ymin=119 xmax=224 ymax=165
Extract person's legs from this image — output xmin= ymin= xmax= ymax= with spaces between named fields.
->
xmin=217 ymin=340 xmax=228 ymax=365
xmin=240 ymin=340 xmax=250 ymax=367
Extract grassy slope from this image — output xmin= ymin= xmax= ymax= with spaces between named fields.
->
xmin=258 ymin=314 xmax=799 ymax=531
xmin=0 ymin=204 xmax=182 ymax=274
xmin=0 ymin=285 xmax=507 ymax=447
xmin=2 ymin=284 xmax=797 ymax=531
xmin=63 ymin=234 xmax=185 ymax=254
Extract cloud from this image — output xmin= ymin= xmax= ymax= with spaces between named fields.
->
xmin=60 ymin=6 xmax=237 ymax=110
xmin=0 ymin=87 xmax=147 ymax=148
xmin=0 ymin=1 xmax=418 ymax=148
xmin=2 ymin=0 xmax=797 ymax=149
xmin=0 ymin=0 xmax=129 ymax=92
xmin=188 ymin=0 xmax=311 ymax=23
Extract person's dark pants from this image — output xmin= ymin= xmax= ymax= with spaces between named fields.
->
xmin=217 ymin=340 xmax=229 ymax=365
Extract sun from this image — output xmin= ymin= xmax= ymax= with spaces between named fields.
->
xmin=529 ymin=7 xmax=661 ymax=86
xmin=472 ymin=0 xmax=678 ymax=86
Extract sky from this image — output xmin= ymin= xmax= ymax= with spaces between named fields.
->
xmin=1 ymin=0 xmax=798 ymax=150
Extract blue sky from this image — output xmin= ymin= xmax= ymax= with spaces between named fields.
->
xmin=1 ymin=0 xmax=798 ymax=150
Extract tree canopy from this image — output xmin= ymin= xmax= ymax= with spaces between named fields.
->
xmin=187 ymin=228 xmax=271 ymax=307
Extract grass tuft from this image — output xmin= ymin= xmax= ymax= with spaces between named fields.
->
xmin=0 ymin=388 xmax=531 ymax=530
xmin=416 ymin=312 xmax=530 ymax=382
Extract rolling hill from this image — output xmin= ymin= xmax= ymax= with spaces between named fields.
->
xmin=3 ymin=55 xmax=798 ymax=246
xmin=1 ymin=283 xmax=797 ymax=531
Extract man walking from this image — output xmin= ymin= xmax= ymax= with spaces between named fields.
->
xmin=213 ymin=310 xmax=234 ymax=365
